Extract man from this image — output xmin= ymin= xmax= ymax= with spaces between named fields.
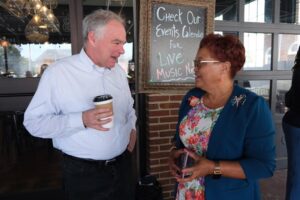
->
xmin=23 ymin=9 xmax=137 ymax=200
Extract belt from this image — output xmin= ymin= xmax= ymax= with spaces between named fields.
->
xmin=63 ymin=150 xmax=128 ymax=166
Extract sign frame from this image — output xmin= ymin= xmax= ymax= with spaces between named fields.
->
xmin=138 ymin=0 xmax=215 ymax=93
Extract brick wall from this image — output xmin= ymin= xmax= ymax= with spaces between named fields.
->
xmin=145 ymin=93 xmax=185 ymax=200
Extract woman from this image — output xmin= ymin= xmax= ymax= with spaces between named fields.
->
xmin=282 ymin=46 xmax=300 ymax=200
xmin=168 ymin=33 xmax=276 ymax=200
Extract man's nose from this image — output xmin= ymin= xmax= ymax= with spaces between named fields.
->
xmin=119 ymin=45 xmax=125 ymax=54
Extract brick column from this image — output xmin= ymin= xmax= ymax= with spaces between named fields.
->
xmin=145 ymin=93 xmax=184 ymax=200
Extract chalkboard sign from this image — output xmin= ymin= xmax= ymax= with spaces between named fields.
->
xmin=139 ymin=0 xmax=215 ymax=92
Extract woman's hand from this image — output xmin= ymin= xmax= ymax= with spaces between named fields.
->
xmin=168 ymin=147 xmax=185 ymax=178
xmin=176 ymin=149 xmax=215 ymax=183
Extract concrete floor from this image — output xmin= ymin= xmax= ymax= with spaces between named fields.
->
xmin=0 ymin=168 xmax=288 ymax=200
xmin=260 ymin=169 xmax=287 ymax=200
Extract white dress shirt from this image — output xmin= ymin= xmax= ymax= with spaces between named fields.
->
xmin=24 ymin=49 xmax=136 ymax=160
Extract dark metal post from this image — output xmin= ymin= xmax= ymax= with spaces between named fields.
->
xmin=4 ymin=46 xmax=8 ymax=73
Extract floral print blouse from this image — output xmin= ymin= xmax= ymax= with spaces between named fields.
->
xmin=176 ymin=97 xmax=223 ymax=200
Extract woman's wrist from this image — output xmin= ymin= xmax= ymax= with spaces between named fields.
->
xmin=210 ymin=160 xmax=222 ymax=179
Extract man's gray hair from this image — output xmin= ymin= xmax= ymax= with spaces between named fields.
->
xmin=82 ymin=9 xmax=125 ymax=47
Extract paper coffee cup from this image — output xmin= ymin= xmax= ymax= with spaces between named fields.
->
xmin=93 ymin=94 xmax=113 ymax=128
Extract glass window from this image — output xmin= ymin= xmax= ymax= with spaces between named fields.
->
xmin=280 ymin=0 xmax=300 ymax=24
xmin=242 ymin=80 xmax=271 ymax=102
xmin=278 ymin=34 xmax=300 ymax=70
xmin=244 ymin=0 xmax=273 ymax=23
xmin=0 ymin=43 xmax=71 ymax=78
xmin=0 ymin=0 xmax=71 ymax=78
xmin=215 ymin=0 xmax=238 ymax=21
xmin=214 ymin=31 xmax=238 ymax=37
xmin=243 ymin=32 xmax=272 ymax=70
xmin=276 ymin=80 xmax=291 ymax=113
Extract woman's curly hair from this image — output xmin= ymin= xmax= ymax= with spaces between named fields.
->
xmin=199 ymin=33 xmax=245 ymax=78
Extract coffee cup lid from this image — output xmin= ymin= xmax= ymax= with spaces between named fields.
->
xmin=93 ymin=94 xmax=112 ymax=102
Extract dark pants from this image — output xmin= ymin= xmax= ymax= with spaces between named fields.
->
xmin=62 ymin=150 xmax=134 ymax=200
xmin=283 ymin=121 xmax=300 ymax=200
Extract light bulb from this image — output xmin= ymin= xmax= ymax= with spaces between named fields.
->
xmin=40 ymin=6 xmax=48 ymax=14
xmin=33 ymin=14 xmax=41 ymax=23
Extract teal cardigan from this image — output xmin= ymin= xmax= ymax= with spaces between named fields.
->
xmin=174 ymin=85 xmax=276 ymax=200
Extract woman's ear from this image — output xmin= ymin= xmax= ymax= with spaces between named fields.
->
xmin=222 ymin=61 xmax=231 ymax=74
xmin=219 ymin=61 xmax=231 ymax=79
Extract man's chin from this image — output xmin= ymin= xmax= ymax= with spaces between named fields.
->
xmin=108 ymin=60 xmax=118 ymax=68
xmin=106 ymin=64 xmax=115 ymax=68
xmin=104 ymin=61 xmax=114 ymax=68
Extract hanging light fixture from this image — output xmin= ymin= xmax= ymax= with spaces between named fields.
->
xmin=42 ymin=0 xmax=58 ymax=9
xmin=38 ymin=4 xmax=60 ymax=32
xmin=46 ymin=15 xmax=60 ymax=32
xmin=21 ymin=0 xmax=43 ymax=17
xmin=1 ymin=0 xmax=60 ymax=43
xmin=4 ymin=0 xmax=27 ymax=18
xmin=25 ymin=14 xmax=49 ymax=43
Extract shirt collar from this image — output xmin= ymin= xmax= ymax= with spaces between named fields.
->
xmin=78 ymin=49 xmax=94 ymax=72
xmin=79 ymin=48 xmax=112 ymax=74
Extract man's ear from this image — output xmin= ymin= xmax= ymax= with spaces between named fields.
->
xmin=87 ymin=31 xmax=96 ymax=47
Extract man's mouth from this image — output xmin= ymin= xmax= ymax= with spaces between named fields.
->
xmin=112 ymin=56 xmax=119 ymax=63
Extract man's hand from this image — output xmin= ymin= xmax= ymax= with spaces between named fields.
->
xmin=127 ymin=129 xmax=136 ymax=152
xmin=82 ymin=107 xmax=113 ymax=131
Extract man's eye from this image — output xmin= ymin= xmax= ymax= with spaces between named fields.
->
xmin=113 ymin=41 xmax=123 ymax=45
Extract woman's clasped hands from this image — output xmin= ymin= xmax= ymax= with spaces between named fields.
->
xmin=169 ymin=148 xmax=215 ymax=183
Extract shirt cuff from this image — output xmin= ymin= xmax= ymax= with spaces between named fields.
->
xmin=131 ymin=121 xmax=136 ymax=131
